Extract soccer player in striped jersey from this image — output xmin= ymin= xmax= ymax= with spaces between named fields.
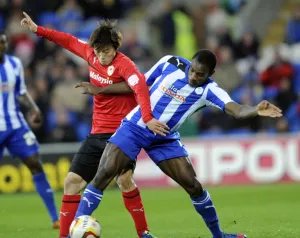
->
xmin=0 ymin=31 xmax=59 ymax=228
xmin=75 ymin=50 xmax=282 ymax=237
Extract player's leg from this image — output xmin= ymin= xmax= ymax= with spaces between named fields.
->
xmin=146 ymin=140 xmax=246 ymax=238
xmin=23 ymin=153 xmax=60 ymax=227
xmin=75 ymin=121 xmax=148 ymax=218
xmin=158 ymin=158 xmax=246 ymax=238
xmin=7 ymin=127 xmax=59 ymax=228
xmin=75 ymin=142 xmax=134 ymax=217
xmin=116 ymin=163 xmax=152 ymax=237
xmin=60 ymin=134 xmax=111 ymax=238
xmin=60 ymin=171 xmax=84 ymax=237
xmin=158 ymin=157 xmax=222 ymax=234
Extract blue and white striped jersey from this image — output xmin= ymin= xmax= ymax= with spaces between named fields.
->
xmin=126 ymin=55 xmax=233 ymax=132
xmin=0 ymin=55 xmax=27 ymax=131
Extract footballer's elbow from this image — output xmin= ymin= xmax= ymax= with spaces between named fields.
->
xmin=224 ymin=102 xmax=243 ymax=119
xmin=232 ymin=112 xmax=243 ymax=120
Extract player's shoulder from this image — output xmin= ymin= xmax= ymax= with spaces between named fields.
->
xmin=158 ymin=55 xmax=173 ymax=62
xmin=6 ymin=54 xmax=22 ymax=63
xmin=165 ymin=55 xmax=190 ymax=72
xmin=115 ymin=52 xmax=134 ymax=65
xmin=158 ymin=55 xmax=190 ymax=64
xmin=6 ymin=54 xmax=22 ymax=66
xmin=202 ymin=78 xmax=217 ymax=92
xmin=173 ymin=55 xmax=191 ymax=65
xmin=85 ymin=43 xmax=95 ymax=58
xmin=204 ymin=78 xmax=228 ymax=95
xmin=206 ymin=77 xmax=218 ymax=87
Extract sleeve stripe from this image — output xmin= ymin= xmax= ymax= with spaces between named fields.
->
xmin=205 ymin=85 xmax=233 ymax=111
xmin=145 ymin=62 xmax=165 ymax=85
xmin=145 ymin=55 xmax=172 ymax=86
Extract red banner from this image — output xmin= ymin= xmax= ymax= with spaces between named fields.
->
xmin=1 ymin=136 xmax=300 ymax=193
xmin=134 ymin=136 xmax=300 ymax=187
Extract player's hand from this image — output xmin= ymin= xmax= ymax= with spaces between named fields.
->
xmin=21 ymin=12 xmax=37 ymax=33
xmin=28 ymin=109 xmax=43 ymax=128
xmin=146 ymin=118 xmax=170 ymax=136
xmin=75 ymin=82 xmax=102 ymax=95
xmin=257 ymin=100 xmax=282 ymax=118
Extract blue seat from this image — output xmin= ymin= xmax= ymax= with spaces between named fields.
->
xmin=76 ymin=122 xmax=91 ymax=141
xmin=38 ymin=12 xmax=59 ymax=27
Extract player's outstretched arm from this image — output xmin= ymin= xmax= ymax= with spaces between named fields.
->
xmin=75 ymin=81 xmax=132 ymax=95
xmin=224 ymin=101 xmax=282 ymax=119
xmin=19 ymin=92 xmax=43 ymax=128
xmin=21 ymin=12 xmax=88 ymax=60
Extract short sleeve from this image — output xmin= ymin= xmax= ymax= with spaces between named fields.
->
xmin=205 ymin=83 xmax=233 ymax=111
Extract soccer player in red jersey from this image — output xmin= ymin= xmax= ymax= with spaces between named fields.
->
xmin=21 ymin=12 xmax=168 ymax=238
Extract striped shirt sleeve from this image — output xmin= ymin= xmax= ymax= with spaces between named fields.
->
xmin=17 ymin=59 xmax=27 ymax=95
xmin=205 ymin=83 xmax=233 ymax=111
xmin=145 ymin=55 xmax=172 ymax=86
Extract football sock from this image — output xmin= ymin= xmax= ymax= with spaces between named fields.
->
xmin=59 ymin=194 xmax=81 ymax=237
xmin=33 ymin=172 xmax=59 ymax=223
xmin=75 ymin=184 xmax=103 ymax=218
xmin=122 ymin=188 xmax=149 ymax=237
xmin=191 ymin=190 xmax=222 ymax=238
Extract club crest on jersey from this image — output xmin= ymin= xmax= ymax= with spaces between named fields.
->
xmin=107 ymin=65 xmax=115 ymax=76
xmin=195 ymin=87 xmax=204 ymax=95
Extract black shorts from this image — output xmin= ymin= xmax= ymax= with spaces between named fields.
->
xmin=69 ymin=133 xmax=136 ymax=183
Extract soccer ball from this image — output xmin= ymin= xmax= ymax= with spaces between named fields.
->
xmin=69 ymin=215 xmax=101 ymax=238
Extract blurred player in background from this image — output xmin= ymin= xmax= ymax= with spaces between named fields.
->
xmin=21 ymin=12 xmax=168 ymax=238
xmin=74 ymin=50 xmax=282 ymax=238
xmin=0 ymin=31 xmax=59 ymax=229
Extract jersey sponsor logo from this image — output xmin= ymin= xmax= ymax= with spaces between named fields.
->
xmin=159 ymin=84 xmax=186 ymax=102
xmin=0 ymin=82 xmax=14 ymax=92
xmin=107 ymin=65 xmax=114 ymax=76
xmin=128 ymin=74 xmax=139 ymax=86
xmin=90 ymin=71 xmax=113 ymax=84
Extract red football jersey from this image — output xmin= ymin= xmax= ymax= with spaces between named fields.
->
xmin=36 ymin=26 xmax=153 ymax=134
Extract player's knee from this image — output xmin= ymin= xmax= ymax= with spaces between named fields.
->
xmin=23 ymin=154 xmax=44 ymax=175
xmin=116 ymin=170 xmax=136 ymax=191
xmin=189 ymin=178 xmax=204 ymax=198
xmin=64 ymin=172 xmax=85 ymax=194
xmin=184 ymin=178 xmax=204 ymax=198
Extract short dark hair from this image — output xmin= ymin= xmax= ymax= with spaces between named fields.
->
xmin=89 ymin=19 xmax=122 ymax=51
xmin=192 ymin=49 xmax=217 ymax=73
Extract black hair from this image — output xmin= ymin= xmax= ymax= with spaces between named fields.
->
xmin=192 ymin=49 xmax=217 ymax=73
xmin=89 ymin=19 xmax=122 ymax=51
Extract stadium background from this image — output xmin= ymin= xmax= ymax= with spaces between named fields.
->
xmin=0 ymin=0 xmax=300 ymax=237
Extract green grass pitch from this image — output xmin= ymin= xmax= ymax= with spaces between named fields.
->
xmin=0 ymin=184 xmax=299 ymax=238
